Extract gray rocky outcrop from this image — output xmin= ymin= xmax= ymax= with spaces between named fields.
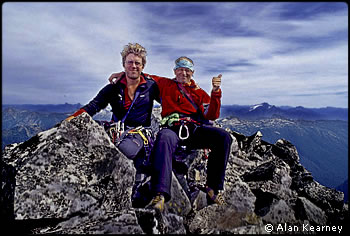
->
xmin=1 ymin=113 xmax=348 ymax=234
xmin=1 ymin=113 xmax=187 ymax=234
xmin=3 ymin=113 xmax=134 ymax=220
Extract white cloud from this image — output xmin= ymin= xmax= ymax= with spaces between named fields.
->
xmin=2 ymin=2 xmax=348 ymax=108
xmin=283 ymin=12 xmax=348 ymax=38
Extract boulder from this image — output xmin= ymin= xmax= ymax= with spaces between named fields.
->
xmin=1 ymin=113 xmax=188 ymax=234
xmin=3 ymin=113 xmax=135 ymax=220
xmin=295 ymin=197 xmax=327 ymax=225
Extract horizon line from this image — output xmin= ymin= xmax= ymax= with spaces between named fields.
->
xmin=2 ymin=102 xmax=348 ymax=110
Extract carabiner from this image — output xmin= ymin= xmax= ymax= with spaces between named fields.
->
xmin=179 ymin=124 xmax=189 ymax=140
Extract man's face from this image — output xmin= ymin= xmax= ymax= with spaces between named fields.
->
xmin=124 ymin=53 xmax=144 ymax=80
xmin=174 ymin=67 xmax=193 ymax=84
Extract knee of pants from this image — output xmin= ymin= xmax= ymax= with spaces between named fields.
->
xmin=225 ymin=131 xmax=234 ymax=146
xmin=217 ymin=129 xmax=233 ymax=148
xmin=155 ymin=128 xmax=179 ymax=146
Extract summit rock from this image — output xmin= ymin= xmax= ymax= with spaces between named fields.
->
xmin=1 ymin=113 xmax=348 ymax=234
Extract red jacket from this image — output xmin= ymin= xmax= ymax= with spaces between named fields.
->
xmin=144 ymin=73 xmax=221 ymax=120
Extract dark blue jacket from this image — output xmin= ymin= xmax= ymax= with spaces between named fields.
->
xmin=82 ymin=73 xmax=160 ymax=127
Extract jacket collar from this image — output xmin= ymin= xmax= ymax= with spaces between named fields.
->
xmin=119 ymin=73 xmax=148 ymax=90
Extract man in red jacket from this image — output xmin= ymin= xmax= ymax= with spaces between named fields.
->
xmin=109 ymin=56 xmax=232 ymax=212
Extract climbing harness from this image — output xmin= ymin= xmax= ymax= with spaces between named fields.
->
xmin=127 ymin=126 xmax=153 ymax=165
xmin=161 ymin=113 xmax=202 ymax=141
xmin=129 ymin=126 xmax=149 ymax=145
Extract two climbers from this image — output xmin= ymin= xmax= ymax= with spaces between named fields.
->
xmin=67 ymin=42 xmax=232 ymax=213
xmin=109 ymin=56 xmax=233 ymax=213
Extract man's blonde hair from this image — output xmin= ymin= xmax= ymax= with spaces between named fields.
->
xmin=121 ymin=43 xmax=147 ymax=67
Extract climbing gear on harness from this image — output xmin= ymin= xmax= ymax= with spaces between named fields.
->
xmin=178 ymin=121 xmax=189 ymax=140
xmin=106 ymin=121 xmax=125 ymax=143
xmin=176 ymin=117 xmax=201 ymax=141
xmin=161 ymin=113 xmax=202 ymax=141
xmin=160 ymin=113 xmax=180 ymax=127
xmin=107 ymin=89 xmax=140 ymax=143
xmin=106 ymin=90 xmax=150 ymax=159
xmin=98 ymin=89 xmax=155 ymax=160
xmin=129 ymin=126 xmax=149 ymax=145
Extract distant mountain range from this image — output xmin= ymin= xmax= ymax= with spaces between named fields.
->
xmin=1 ymin=104 xmax=114 ymax=149
xmin=217 ymin=117 xmax=348 ymax=199
xmin=2 ymin=103 xmax=348 ymax=201
xmin=2 ymin=107 xmax=70 ymax=149
xmin=217 ymin=103 xmax=348 ymax=201
xmin=3 ymin=102 xmax=347 ymax=121
xmin=220 ymin=102 xmax=348 ymax=121
xmin=2 ymin=103 xmax=83 ymax=113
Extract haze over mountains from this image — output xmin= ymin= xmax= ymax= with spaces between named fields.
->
xmin=218 ymin=103 xmax=348 ymax=201
xmin=2 ymin=102 xmax=348 ymax=201
xmin=220 ymin=102 xmax=348 ymax=121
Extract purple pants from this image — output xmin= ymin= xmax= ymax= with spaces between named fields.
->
xmin=150 ymin=124 xmax=233 ymax=201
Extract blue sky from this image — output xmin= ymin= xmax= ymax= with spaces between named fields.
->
xmin=2 ymin=2 xmax=348 ymax=108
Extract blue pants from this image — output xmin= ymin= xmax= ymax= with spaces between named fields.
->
xmin=150 ymin=124 xmax=233 ymax=202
